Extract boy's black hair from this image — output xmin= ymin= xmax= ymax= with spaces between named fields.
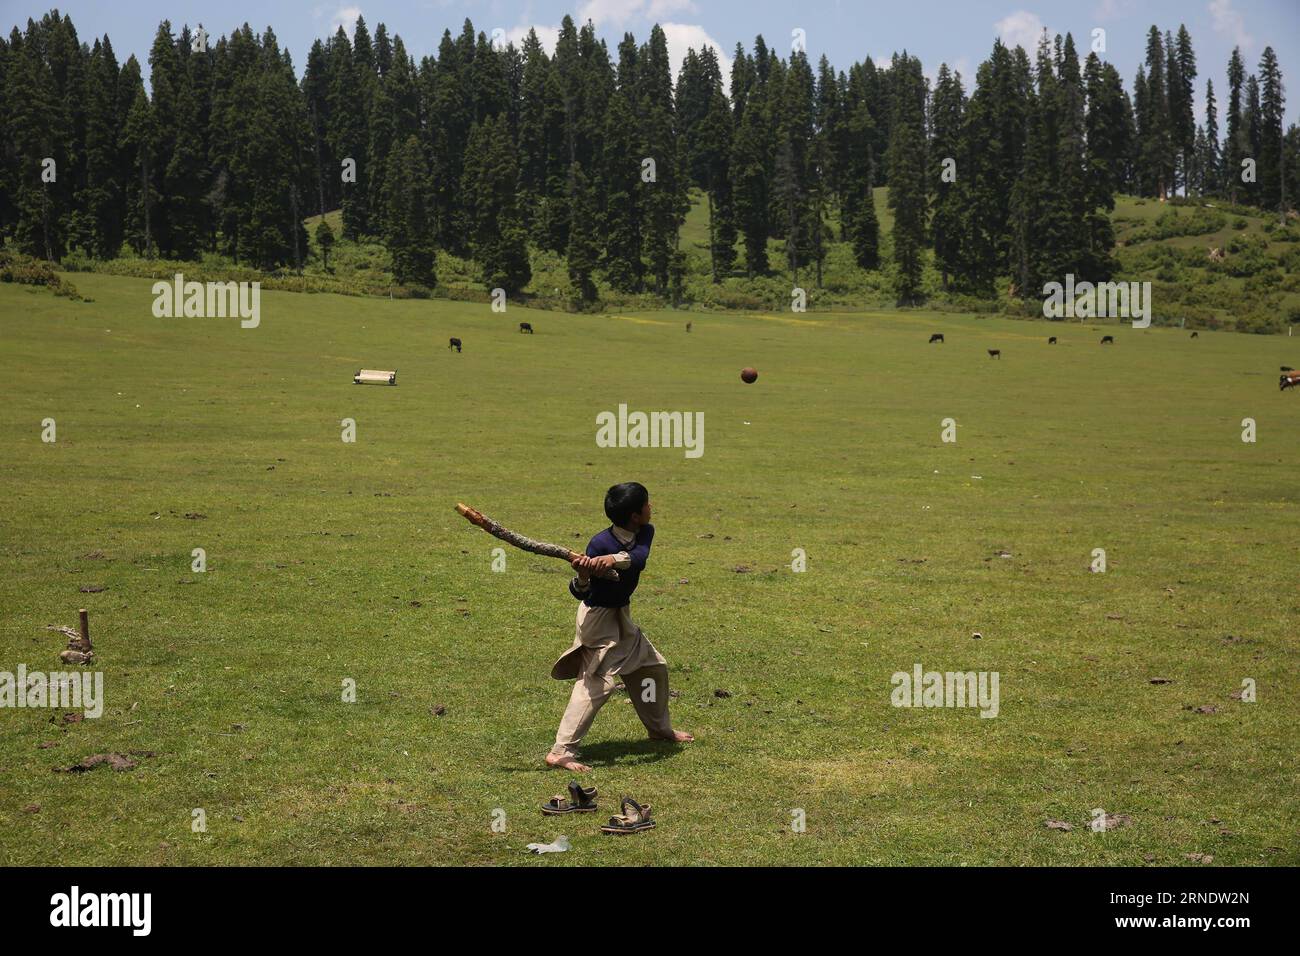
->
xmin=604 ymin=482 xmax=649 ymax=527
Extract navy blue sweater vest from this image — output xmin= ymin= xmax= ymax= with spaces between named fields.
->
xmin=569 ymin=524 xmax=654 ymax=607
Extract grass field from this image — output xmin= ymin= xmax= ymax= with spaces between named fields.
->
xmin=1 ymin=272 xmax=1298 ymax=866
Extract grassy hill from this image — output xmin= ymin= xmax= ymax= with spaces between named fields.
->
xmin=1111 ymin=196 xmax=1300 ymax=333
xmin=303 ymin=190 xmax=1300 ymax=332
xmin=48 ymin=187 xmax=1300 ymax=333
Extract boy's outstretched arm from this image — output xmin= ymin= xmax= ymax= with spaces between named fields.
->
xmin=622 ymin=524 xmax=654 ymax=571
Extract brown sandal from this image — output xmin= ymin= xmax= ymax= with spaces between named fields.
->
xmin=541 ymin=780 xmax=599 ymax=815
xmin=601 ymin=796 xmax=655 ymax=834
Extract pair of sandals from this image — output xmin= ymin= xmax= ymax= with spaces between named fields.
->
xmin=540 ymin=780 xmax=655 ymax=834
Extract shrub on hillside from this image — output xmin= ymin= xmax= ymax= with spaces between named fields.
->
xmin=1221 ymin=237 xmax=1274 ymax=277
xmin=0 ymin=248 xmax=83 ymax=299
xmin=1128 ymin=207 xmax=1226 ymax=242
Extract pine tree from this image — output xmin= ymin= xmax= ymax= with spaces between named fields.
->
xmin=164 ymin=25 xmax=210 ymax=260
xmin=950 ymin=58 xmax=997 ymax=293
xmin=773 ymin=50 xmax=817 ymax=284
xmin=315 ymin=217 xmax=335 ymax=271
xmin=1009 ymin=33 xmax=1056 ymax=295
xmin=886 ymin=53 xmax=928 ymax=303
xmin=471 ymin=30 xmax=509 ymax=123
xmin=1165 ymin=25 xmax=1196 ymax=195
xmin=601 ymin=90 xmax=644 ymax=292
xmin=303 ymin=39 xmax=335 ymax=217
xmin=1257 ymin=47 xmax=1285 ymax=214
xmin=1203 ymin=78 xmax=1220 ymax=195
xmin=842 ymin=63 xmax=880 ymax=271
xmin=462 ymin=115 xmax=531 ymax=293
xmin=566 ymin=162 xmax=600 ymax=303
xmin=1225 ymin=47 xmax=1245 ymax=201
xmin=366 ymin=34 xmax=418 ymax=238
xmin=121 ymin=84 xmax=158 ymax=256
xmin=0 ymin=31 xmax=14 ymax=242
xmin=1137 ymin=26 xmax=1173 ymax=199
xmin=81 ymin=37 xmax=123 ymax=257
xmin=732 ymin=89 xmax=770 ymax=276
xmin=9 ymin=14 xmax=81 ymax=260
xmin=929 ymin=64 xmax=965 ymax=288
xmin=637 ymin=25 xmax=682 ymax=293
xmin=1084 ymin=56 xmax=1128 ymax=204
xmin=383 ymin=134 xmax=435 ymax=285
xmin=1243 ymin=72 xmax=1262 ymax=206
xmin=516 ymin=29 xmax=556 ymax=236
xmin=326 ymin=26 xmax=370 ymax=238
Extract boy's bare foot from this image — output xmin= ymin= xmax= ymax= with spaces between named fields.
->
xmin=545 ymin=752 xmax=591 ymax=773
xmin=652 ymin=730 xmax=694 ymax=743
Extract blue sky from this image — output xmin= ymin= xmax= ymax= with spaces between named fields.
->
xmin=4 ymin=0 xmax=1295 ymax=123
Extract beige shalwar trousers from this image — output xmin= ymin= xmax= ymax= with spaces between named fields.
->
xmin=550 ymin=603 xmax=673 ymax=759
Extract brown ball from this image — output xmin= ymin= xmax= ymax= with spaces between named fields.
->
xmin=741 ymin=367 xmax=758 ymax=384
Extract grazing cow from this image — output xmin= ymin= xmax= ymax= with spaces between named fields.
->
xmin=1282 ymin=366 xmax=1295 ymax=372
xmin=929 ymin=333 xmax=944 ymax=344
xmin=1100 ymin=335 xmax=1114 ymax=345
xmin=1190 ymin=331 xmax=1199 ymax=339
xmin=987 ymin=349 xmax=1001 ymax=359
xmin=448 ymin=337 xmax=462 ymax=352
xmin=1048 ymin=336 xmax=1057 ymax=344
xmin=686 ymin=321 xmax=692 ymax=333
xmin=519 ymin=322 xmax=534 ymax=334
xmin=1281 ymin=371 xmax=1300 ymax=391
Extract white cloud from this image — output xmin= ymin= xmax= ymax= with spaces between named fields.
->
xmin=320 ymin=5 xmax=362 ymax=37
xmin=994 ymin=10 xmax=1047 ymax=53
xmin=577 ymin=0 xmax=648 ymax=27
xmin=576 ymin=0 xmax=699 ymax=29
xmin=648 ymin=0 xmax=699 ymax=18
xmin=1094 ymin=0 xmax=1122 ymax=21
xmin=505 ymin=24 xmax=561 ymax=54
xmin=1208 ymin=0 xmax=1253 ymax=52
xmin=512 ymin=2 xmax=722 ymax=81
xmin=660 ymin=22 xmax=732 ymax=80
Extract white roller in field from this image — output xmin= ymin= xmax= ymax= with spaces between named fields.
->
xmin=354 ymin=369 xmax=396 ymax=385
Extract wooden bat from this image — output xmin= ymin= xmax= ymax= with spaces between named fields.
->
xmin=455 ymin=503 xmax=620 ymax=580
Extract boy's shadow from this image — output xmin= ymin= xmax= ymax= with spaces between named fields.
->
xmin=499 ymin=739 xmax=685 ymax=774
xmin=578 ymin=738 xmax=683 ymax=768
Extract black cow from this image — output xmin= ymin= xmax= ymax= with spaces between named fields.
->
xmin=1048 ymin=336 xmax=1057 ymax=344
xmin=988 ymin=349 xmax=1001 ymax=359
xmin=519 ymin=322 xmax=533 ymax=334
xmin=686 ymin=321 xmax=692 ymax=333
xmin=448 ymin=337 xmax=462 ymax=352
xmin=1190 ymin=331 xmax=1199 ymax=339
xmin=1100 ymin=335 xmax=1114 ymax=344
xmin=929 ymin=333 xmax=944 ymax=344
xmin=1282 ymin=366 xmax=1295 ymax=372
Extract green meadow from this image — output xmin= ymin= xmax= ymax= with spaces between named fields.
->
xmin=1 ymin=272 xmax=1297 ymax=865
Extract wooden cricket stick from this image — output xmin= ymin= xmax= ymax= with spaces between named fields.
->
xmin=455 ymin=503 xmax=621 ymax=580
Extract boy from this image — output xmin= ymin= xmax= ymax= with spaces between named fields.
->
xmin=546 ymin=482 xmax=693 ymax=772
